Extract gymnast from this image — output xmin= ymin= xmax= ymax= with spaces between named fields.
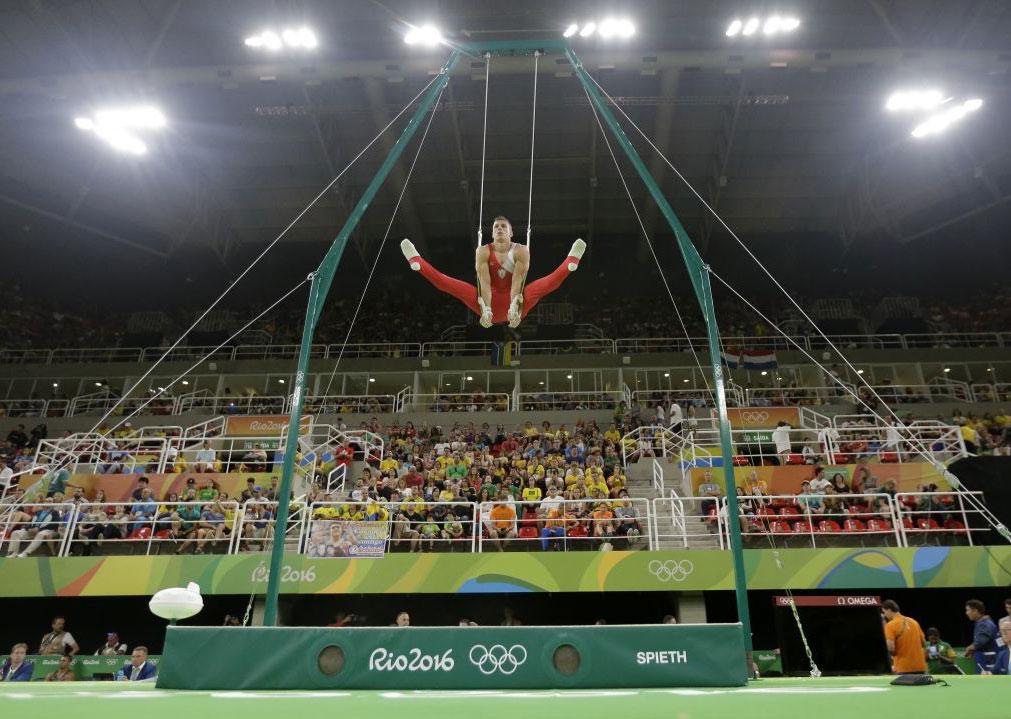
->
xmin=401 ymin=215 xmax=585 ymax=328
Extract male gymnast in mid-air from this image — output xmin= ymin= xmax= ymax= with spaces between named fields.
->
xmin=401 ymin=215 xmax=585 ymax=328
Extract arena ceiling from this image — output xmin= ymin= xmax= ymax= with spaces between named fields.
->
xmin=0 ymin=0 xmax=1009 ymax=274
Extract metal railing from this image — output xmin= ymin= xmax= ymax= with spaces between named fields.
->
xmin=5 ymin=331 xmax=1011 ymax=368
xmin=402 ymin=393 xmax=511 ymax=412
xmin=298 ymin=395 xmax=398 ymax=414
xmin=620 ymin=425 xmax=686 ymax=467
xmin=0 ymin=501 xmax=75 ymax=557
xmin=304 ymin=501 xmax=477 ymax=554
xmin=652 ymin=492 xmax=725 ymax=550
xmin=477 ymin=498 xmax=651 ymax=552
xmin=62 ymin=500 xmax=242 ymax=556
xmin=730 ymin=493 xmax=903 ymax=549
xmin=747 ymin=385 xmax=858 ymax=406
xmin=826 ymin=424 xmax=965 ymax=464
xmin=175 ymin=394 xmax=286 ymax=415
xmin=0 ymin=399 xmax=49 ymax=417
xmin=894 ymin=491 xmax=987 ymax=546
xmin=515 ymin=391 xmax=623 ymax=411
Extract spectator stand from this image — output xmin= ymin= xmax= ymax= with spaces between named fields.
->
xmin=301 ymin=501 xmax=478 ymax=554
xmin=894 ymin=490 xmax=988 ymax=546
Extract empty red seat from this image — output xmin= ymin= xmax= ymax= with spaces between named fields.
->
xmin=867 ymin=519 xmax=893 ymax=532
xmin=757 ymin=506 xmax=776 ymax=518
xmin=154 ymin=529 xmax=173 ymax=539
xmin=943 ymin=518 xmax=967 ymax=531
xmin=568 ymin=525 xmax=588 ymax=538
xmin=843 ymin=519 xmax=866 ymax=532
xmin=129 ymin=527 xmax=152 ymax=540
xmin=779 ymin=506 xmax=800 ymax=517
xmin=517 ymin=526 xmax=538 ymax=540
xmin=792 ymin=521 xmax=814 ymax=534
xmin=832 ymin=453 xmax=849 ymax=464
xmin=880 ymin=451 xmax=899 ymax=463
xmin=785 ymin=454 xmax=805 ymax=465
xmin=901 ymin=517 xmax=913 ymax=530
xmin=818 ymin=520 xmax=842 ymax=533
xmin=917 ymin=518 xmax=940 ymax=531
xmin=770 ymin=521 xmax=792 ymax=534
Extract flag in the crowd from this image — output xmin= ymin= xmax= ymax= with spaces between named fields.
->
xmin=721 ymin=350 xmax=778 ymax=369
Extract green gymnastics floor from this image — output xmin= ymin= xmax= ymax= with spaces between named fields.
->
xmin=1 ymin=675 xmax=1009 ymax=719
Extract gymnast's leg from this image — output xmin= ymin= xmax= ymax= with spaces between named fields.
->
xmin=520 ymin=238 xmax=586 ymax=319
xmin=401 ymin=239 xmax=481 ymax=317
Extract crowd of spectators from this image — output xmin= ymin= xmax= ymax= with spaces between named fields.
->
xmin=6 ymin=280 xmax=1011 ymax=352
xmin=307 ymin=418 xmax=644 ymax=552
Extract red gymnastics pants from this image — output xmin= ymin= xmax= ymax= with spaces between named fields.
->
xmin=412 ymin=254 xmax=580 ymax=325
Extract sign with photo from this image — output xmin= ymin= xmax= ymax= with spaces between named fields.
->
xmin=306 ymin=520 xmax=389 ymax=558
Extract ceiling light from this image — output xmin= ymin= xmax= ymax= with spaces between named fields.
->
xmin=742 ymin=17 xmax=760 ymax=36
xmin=726 ymin=19 xmax=742 ymax=37
xmin=563 ymin=23 xmax=579 ymax=38
xmin=911 ymin=98 xmax=982 ymax=139
xmin=181 ymin=380 xmax=189 ymax=385
xmin=539 ymin=381 xmax=545 ymax=385
xmin=599 ymin=18 xmax=618 ymax=39
xmin=74 ymin=105 xmax=166 ymax=155
xmin=278 ymin=379 xmax=285 ymax=384
xmin=404 ymin=24 xmax=443 ymax=46
xmin=579 ymin=22 xmax=596 ymax=37
xmin=663 ymin=372 xmax=670 ymax=378
xmin=885 ymin=89 xmax=945 ymax=113
xmin=780 ymin=17 xmax=801 ymax=31
xmin=261 ymin=30 xmax=282 ymax=50
xmin=760 ymin=370 xmax=768 ymax=376
xmin=368 ymin=377 xmax=376 ymax=383
xmin=95 ymin=382 xmax=103 ymax=387
xmin=616 ymin=19 xmax=635 ymax=38
xmin=763 ymin=16 xmax=782 ymax=34
xmin=566 ymin=374 xmax=573 ymax=379
xmin=683 ymin=379 xmax=690 ymax=383
xmin=943 ymin=367 xmax=951 ymax=373
xmin=857 ymin=370 xmax=865 ymax=375
xmin=52 ymin=383 xmax=59 ymax=388
xmin=466 ymin=376 xmax=473 ymax=381
xmin=247 ymin=27 xmax=316 ymax=50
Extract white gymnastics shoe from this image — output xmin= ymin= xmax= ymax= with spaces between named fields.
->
xmin=400 ymin=239 xmax=420 ymax=271
xmin=567 ymin=238 xmax=586 ymax=272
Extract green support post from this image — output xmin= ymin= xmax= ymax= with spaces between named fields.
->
xmin=262 ymin=50 xmax=462 ymax=627
xmin=567 ymin=47 xmax=754 ymax=664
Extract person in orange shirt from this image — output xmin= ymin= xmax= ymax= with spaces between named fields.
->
xmin=487 ymin=494 xmax=517 ymax=551
xmin=590 ymin=503 xmax=616 ymax=539
xmin=881 ymin=599 xmax=927 ymax=674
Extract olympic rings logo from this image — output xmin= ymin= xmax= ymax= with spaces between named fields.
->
xmin=468 ymin=644 xmax=528 ymax=675
xmin=737 ymin=411 xmax=770 ymax=423
xmin=649 ymin=559 xmax=694 ymax=582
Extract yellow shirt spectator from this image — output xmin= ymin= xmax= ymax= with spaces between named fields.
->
xmin=521 ymin=486 xmax=542 ymax=502
xmin=379 ymin=457 xmax=399 ymax=473
xmin=604 ymin=429 xmax=620 ymax=443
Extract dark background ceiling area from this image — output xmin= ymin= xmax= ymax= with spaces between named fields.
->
xmin=0 ymin=0 xmax=1009 ymax=313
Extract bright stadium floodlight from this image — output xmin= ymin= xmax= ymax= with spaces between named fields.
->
xmin=247 ymin=27 xmax=315 ymax=51
xmin=726 ymin=19 xmax=743 ymax=37
xmin=579 ymin=21 xmax=596 ymax=37
xmin=75 ymin=105 xmax=165 ymax=155
xmin=742 ymin=17 xmax=760 ymax=35
xmin=599 ymin=18 xmax=618 ymax=39
xmin=616 ymin=18 xmax=635 ymax=38
xmin=563 ymin=22 xmax=579 ymax=38
xmin=763 ymin=16 xmax=782 ymax=34
xmin=404 ymin=24 xmax=443 ymax=47
xmin=885 ymin=89 xmax=945 ymax=113
xmin=780 ymin=17 xmax=801 ymax=31
xmin=911 ymin=97 xmax=982 ymax=139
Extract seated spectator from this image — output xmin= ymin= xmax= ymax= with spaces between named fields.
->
xmin=118 ymin=646 xmax=156 ymax=681
xmin=795 ymin=481 xmax=824 ymax=515
xmin=45 ymin=654 xmax=77 ymax=682
xmin=194 ymin=442 xmax=216 ymax=473
xmin=488 ymin=493 xmax=517 ymax=550
xmin=697 ymin=473 xmax=722 ymax=515
xmin=8 ymin=498 xmax=65 ymax=558
xmin=95 ymin=632 xmax=128 ymax=656
xmin=830 ymin=472 xmax=850 ymax=494
xmin=0 ymin=643 xmax=32 ymax=681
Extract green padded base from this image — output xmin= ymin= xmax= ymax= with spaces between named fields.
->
xmin=156 ymin=624 xmax=748 ymax=690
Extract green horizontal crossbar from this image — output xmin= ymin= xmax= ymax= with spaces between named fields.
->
xmin=455 ymin=39 xmax=569 ymax=56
